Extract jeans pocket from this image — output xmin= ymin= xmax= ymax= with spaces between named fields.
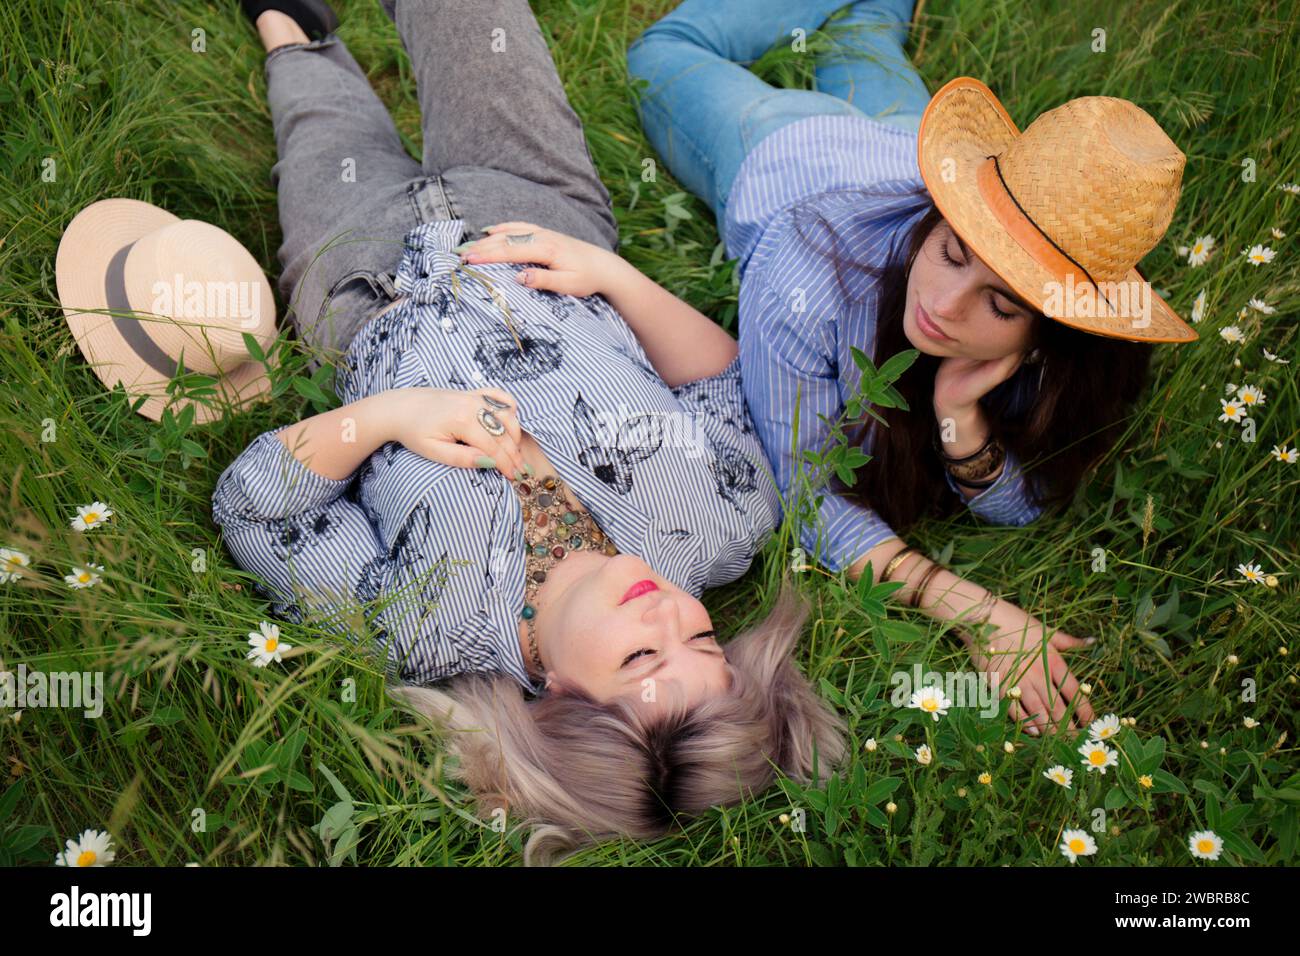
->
xmin=313 ymin=269 xmax=398 ymax=365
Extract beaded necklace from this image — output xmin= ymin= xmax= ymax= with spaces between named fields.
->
xmin=513 ymin=471 xmax=617 ymax=677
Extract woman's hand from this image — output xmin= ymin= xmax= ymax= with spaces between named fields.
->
xmin=458 ymin=221 xmax=628 ymax=298
xmin=933 ymin=350 xmax=1026 ymax=418
xmin=386 ymin=386 xmax=531 ymax=481
xmin=966 ymin=602 xmax=1096 ymax=736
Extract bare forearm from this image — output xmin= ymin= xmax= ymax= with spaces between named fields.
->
xmin=846 ymin=536 xmax=999 ymax=648
xmin=601 ymin=257 xmax=738 ymax=386
xmin=276 ymin=391 xmax=398 ymax=481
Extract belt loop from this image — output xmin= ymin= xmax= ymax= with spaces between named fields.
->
xmin=375 ymin=271 xmax=398 ymax=298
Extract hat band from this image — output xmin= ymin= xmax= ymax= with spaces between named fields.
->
xmin=978 ymin=155 xmax=1116 ymax=313
xmin=105 ymin=240 xmax=195 ymax=380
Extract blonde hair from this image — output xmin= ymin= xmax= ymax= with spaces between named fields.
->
xmin=389 ymin=580 xmax=848 ymax=865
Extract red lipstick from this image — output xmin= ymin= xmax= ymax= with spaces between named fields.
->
xmin=619 ymin=579 xmax=659 ymax=605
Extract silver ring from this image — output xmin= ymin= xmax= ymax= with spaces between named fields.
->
xmin=480 ymin=395 xmax=511 ymax=410
xmin=477 ymin=407 xmax=505 ymax=436
xmin=505 ymin=232 xmax=535 ymax=245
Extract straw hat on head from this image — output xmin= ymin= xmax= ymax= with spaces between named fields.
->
xmin=916 ymin=76 xmax=1197 ymax=344
xmin=55 ymin=198 xmax=279 ymax=423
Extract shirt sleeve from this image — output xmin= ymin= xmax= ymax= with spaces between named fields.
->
xmin=737 ymin=273 xmax=902 ymax=575
xmin=941 ymin=444 xmax=1045 ymax=526
xmin=667 ymin=353 xmax=785 ymax=588
xmin=210 ymin=424 xmax=387 ymax=635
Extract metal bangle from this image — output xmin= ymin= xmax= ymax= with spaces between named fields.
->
xmin=934 ymin=430 xmax=995 ymax=463
xmin=909 ymin=561 xmax=946 ymax=610
xmin=882 ymin=545 xmax=918 ymax=582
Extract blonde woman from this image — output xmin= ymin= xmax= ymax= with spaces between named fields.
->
xmin=215 ymin=0 xmax=847 ymax=864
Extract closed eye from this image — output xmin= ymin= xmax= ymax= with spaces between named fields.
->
xmin=621 ymin=630 xmax=716 ymax=667
xmin=938 ymin=236 xmax=1022 ymax=321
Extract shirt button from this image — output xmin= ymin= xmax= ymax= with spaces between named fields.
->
xmin=470 ymin=369 xmax=484 ymax=382
xmin=440 ymin=316 xmax=454 ymax=331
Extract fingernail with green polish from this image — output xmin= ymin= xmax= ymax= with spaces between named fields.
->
xmin=452 ymin=242 xmax=475 ymax=254
xmin=514 ymin=469 xmax=525 ymax=480
xmin=523 ymin=463 xmax=535 ymax=476
xmin=474 ymin=455 xmax=496 ymax=468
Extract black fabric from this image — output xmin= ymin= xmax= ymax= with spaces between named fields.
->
xmin=240 ymin=0 xmax=339 ymax=40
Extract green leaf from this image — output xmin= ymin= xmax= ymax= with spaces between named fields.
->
xmin=242 ymin=331 xmax=266 ymax=363
xmin=291 ymin=376 xmax=332 ymax=405
xmin=876 ymin=348 xmax=919 ymax=383
xmin=0 ymin=780 xmax=25 ymax=822
xmin=179 ymin=439 xmax=206 ymax=458
xmin=1151 ymin=769 xmax=1187 ymax=794
xmin=1104 ymin=785 xmax=1128 ymax=810
xmin=863 ymin=776 xmax=902 ymax=805
xmin=1218 ymin=829 xmax=1266 ymax=863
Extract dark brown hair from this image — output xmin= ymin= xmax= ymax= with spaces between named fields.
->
xmin=789 ymin=185 xmax=1154 ymax=531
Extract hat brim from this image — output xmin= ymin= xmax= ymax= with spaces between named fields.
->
xmin=55 ymin=198 xmax=273 ymax=423
xmin=917 ymin=77 xmax=1197 ymax=344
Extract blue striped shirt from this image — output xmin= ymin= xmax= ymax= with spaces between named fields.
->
xmin=724 ymin=114 xmax=1044 ymax=574
xmin=211 ymin=220 xmax=782 ymax=695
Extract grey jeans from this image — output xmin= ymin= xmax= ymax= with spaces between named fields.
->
xmin=264 ymin=0 xmax=620 ymax=371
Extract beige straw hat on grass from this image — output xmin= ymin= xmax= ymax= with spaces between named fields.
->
xmin=916 ymin=76 xmax=1197 ymax=343
xmin=55 ymin=198 xmax=279 ymax=423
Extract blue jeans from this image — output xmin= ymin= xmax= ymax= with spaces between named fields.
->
xmin=627 ymin=0 xmax=929 ymax=244
xmin=264 ymin=0 xmax=619 ymax=371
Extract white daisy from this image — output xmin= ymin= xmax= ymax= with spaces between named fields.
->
xmin=1219 ymin=325 xmax=1244 ymax=344
xmin=1078 ymin=741 xmax=1118 ymax=774
xmin=1176 ymin=244 xmax=1189 ymax=257
xmin=1235 ymin=384 xmax=1265 ymax=407
xmin=1247 ymin=297 xmax=1275 ymax=314
xmin=1042 ymin=765 xmax=1074 ymax=789
xmin=1279 ymin=183 xmax=1300 ymax=195
xmin=0 ymin=547 xmax=32 ymax=584
xmin=64 ymin=564 xmax=105 ymax=589
xmin=1272 ymin=227 xmax=1286 ymax=239
xmin=1243 ymin=716 xmax=1259 ymax=728
xmin=1237 ymin=563 xmax=1264 ymax=583
xmin=1270 ymin=445 xmax=1297 ymax=464
xmin=1218 ymin=398 xmax=1244 ymax=423
xmin=54 ymin=828 xmax=116 ymax=867
xmin=1188 ymin=235 xmax=1216 ymax=266
xmin=908 ymin=684 xmax=953 ymax=722
xmin=70 ymin=502 xmax=114 ymax=532
xmin=864 ymin=738 xmax=877 ymax=752
xmin=915 ymin=744 xmax=932 ymax=766
xmin=1190 ymin=289 xmax=1206 ymax=323
xmin=1243 ymin=244 xmax=1275 ymax=266
xmin=246 ymin=620 xmax=290 ymax=667
xmin=1188 ymin=829 xmax=1223 ymax=860
xmin=1261 ymin=347 xmax=1290 ymax=364
xmin=1060 ymin=829 xmax=1098 ymax=864
xmin=1088 ymin=713 xmax=1122 ymax=742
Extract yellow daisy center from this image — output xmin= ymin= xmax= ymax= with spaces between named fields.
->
xmin=1068 ymin=838 xmax=1086 ymax=853
xmin=1192 ymin=243 xmax=1204 ymax=254
xmin=1089 ymin=750 xmax=1106 ymax=765
xmin=76 ymin=849 xmax=97 ymax=866
xmin=85 ymin=512 xmax=99 ymax=523
xmin=922 ymin=699 xmax=938 ymax=711
xmin=1197 ymin=839 xmax=1215 ymax=854
xmin=79 ymin=573 xmax=91 ymax=582
xmin=265 ymin=638 xmax=278 ymax=652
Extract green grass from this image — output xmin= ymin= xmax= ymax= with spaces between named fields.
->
xmin=1 ymin=0 xmax=1297 ymax=866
